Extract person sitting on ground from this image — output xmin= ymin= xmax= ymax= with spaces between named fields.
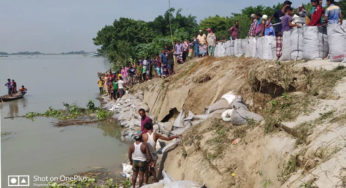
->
xmin=117 ymin=77 xmax=125 ymax=98
xmin=324 ymin=0 xmax=343 ymax=25
xmin=142 ymin=122 xmax=179 ymax=183
xmin=128 ymin=134 xmax=152 ymax=188
xmin=206 ymin=28 xmax=216 ymax=56
xmin=228 ymin=21 xmax=239 ymax=40
xmin=19 ymin=85 xmax=27 ymax=95
xmin=97 ymin=77 xmax=104 ymax=94
xmin=138 ymin=108 xmax=153 ymax=134
xmin=308 ymin=0 xmax=323 ymax=26
xmin=5 ymin=79 xmax=13 ymax=96
xmin=281 ymin=6 xmax=301 ymax=33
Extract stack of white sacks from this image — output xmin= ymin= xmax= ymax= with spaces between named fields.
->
xmin=214 ymin=24 xmax=345 ymax=62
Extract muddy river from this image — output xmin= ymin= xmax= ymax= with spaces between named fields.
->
xmin=0 ymin=55 xmax=128 ymax=187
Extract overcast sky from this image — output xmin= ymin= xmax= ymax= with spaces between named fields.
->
xmin=0 ymin=0 xmax=307 ymax=53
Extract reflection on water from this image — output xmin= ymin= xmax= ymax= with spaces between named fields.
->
xmin=5 ymin=98 xmax=27 ymax=118
xmin=1 ymin=55 xmax=128 ymax=187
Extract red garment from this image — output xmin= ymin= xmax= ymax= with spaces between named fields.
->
xmin=141 ymin=116 xmax=153 ymax=134
xmin=309 ymin=5 xmax=322 ymax=26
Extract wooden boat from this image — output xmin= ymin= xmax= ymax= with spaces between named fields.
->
xmin=0 ymin=93 xmax=25 ymax=102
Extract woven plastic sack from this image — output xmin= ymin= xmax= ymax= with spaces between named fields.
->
xmin=328 ymin=24 xmax=346 ymax=62
xmin=290 ymin=27 xmax=304 ymax=60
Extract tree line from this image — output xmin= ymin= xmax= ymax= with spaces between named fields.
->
xmin=94 ymin=1 xmax=346 ymax=68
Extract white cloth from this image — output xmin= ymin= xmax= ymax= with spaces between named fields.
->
xmin=132 ymin=142 xmax=146 ymax=162
xmin=147 ymin=132 xmax=156 ymax=152
xmin=118 ymin=80 xmax=124 ymax=89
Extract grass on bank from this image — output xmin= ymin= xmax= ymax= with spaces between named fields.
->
xmin=47 ymin=178 xmax=131 ymax=188
xmin=263 ymin=65 xmax=346 ymax=135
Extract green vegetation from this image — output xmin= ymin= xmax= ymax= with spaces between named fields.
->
xmin=94 ymin=3 xmax=318 ymax=68
xmin=25 ymin=100 xmax=112 ymax=121
xmin=278 ymin=155 xmax=299 ymax=183
xmin=47 ymin=178 xmax=131 ymax=188
xmin=205 ymin=119 xmax=231 ymax=160
xmin=264 ymin=66 xmax=346 ymax=134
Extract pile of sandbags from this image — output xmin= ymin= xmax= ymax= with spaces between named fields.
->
xmin=262 ymin=36 xmax=277 ymax=60
xmin=327 ymin=24 xmax=346 ymax=62
xmin=206 ymin=91 xmax=263 ymax=125
xmin=245 ymin=37 xmax=257 ymax=58
xmin=303 ymin=26 xmax=329 ymax=60
xmin=234 ymin=39 xmax=244 ymax=57
xmin=214 ymin=42 xmax=226 ymax=57
xmin=225 ymin=40 xmax=234 ymax=56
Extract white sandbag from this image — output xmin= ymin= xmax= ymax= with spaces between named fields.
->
xmin=221 ymin=109 xmax=234 ymax=122
xmin=290 ymin=27 xmax=304 ymax=60
xmin=221 ymin=91 xmax=237 ymax=104
xmin=122 ymin=163 xmax=133 ymax=178
xmin=245 ymin=37 xmax=257 ymax=58
xmin=214 ymin=43 xmax=221 ymax=57
xmin=234 ymin=39 xmax=243 ymax=57
xmin=318 ymin=26 xmax=329 ymax=59
xmin=303 ymin=26 xmax=329 ymax=60
xmin=256 ymin=37 xmax=264 ymax=59
xmin=220 ymin=42 xmax=227 ymax=57
xmin=164 ymin=181 xmax=201 ymax=188
xmin=280 ymin=31 xmax=291 ymax=61
xmin=215 ymin=42 xmax=226 ymax=57
xmin=225 ymin=40 xmax=234 ymax=56
xmin=241 ymin=39 xmax=248 ymax=56
xmin=173 ymin=110 xmax=185 ymax=128
xmin=262 ymin=36 xmax=276 ymax=60
xmin=328 ymin=24 xmax=346 ymax=62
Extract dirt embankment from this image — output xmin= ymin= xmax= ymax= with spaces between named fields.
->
xmin=131 ymin=57 xmax=346 ymax=188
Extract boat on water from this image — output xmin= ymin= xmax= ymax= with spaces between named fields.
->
xmin=0 ymin=93 xmax=25 ymax=102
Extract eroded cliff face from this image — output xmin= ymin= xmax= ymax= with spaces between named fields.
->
xmin=131 ymin=57 xmax=346 ymax=188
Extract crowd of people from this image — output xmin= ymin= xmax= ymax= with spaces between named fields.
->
xmin=4 ymin=79 xmax=27 ymax=96
xmin=246 ymin=0 xmax=343 ymax=60
xmin=97 ymin=28 xmax=220 ymax=100
xmin=97 ymin=1 xmax=345 ymax=187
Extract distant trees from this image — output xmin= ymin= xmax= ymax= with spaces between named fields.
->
xmin=93 ymin=8 xmax=198 ymax=67
xmin=94 ymin=2 xmax=331 ymax=67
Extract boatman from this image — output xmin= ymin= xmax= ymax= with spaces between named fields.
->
xmin=19 ymin=85 xmax=27 ymax=95
xmin=5 ymin=79 xmax=13 ymax=96
xmin=128 ymin=134 xmax=152 ymax=188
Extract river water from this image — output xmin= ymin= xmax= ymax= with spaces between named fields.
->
xmin=0 ymin=55 xmax=128 ymax=187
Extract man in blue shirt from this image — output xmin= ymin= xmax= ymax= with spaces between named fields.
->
xmin=324 ymin=0 xmax=343 ymax=25
xmin=5 ymin=79 xmax=13 ymax=96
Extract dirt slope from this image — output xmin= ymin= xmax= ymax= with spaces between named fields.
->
xmin=131 ymin=57 xmax=346 ymax=188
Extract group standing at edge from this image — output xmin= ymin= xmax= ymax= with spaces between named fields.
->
xmin=247 ymin=0 xmax=343 ymax=60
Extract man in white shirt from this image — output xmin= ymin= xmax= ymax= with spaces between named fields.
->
xmin=117 ymin=77 xmax=125 ymax=98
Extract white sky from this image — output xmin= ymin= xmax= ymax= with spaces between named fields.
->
xmin=0 ymin=0 xmax=307 ymax=53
